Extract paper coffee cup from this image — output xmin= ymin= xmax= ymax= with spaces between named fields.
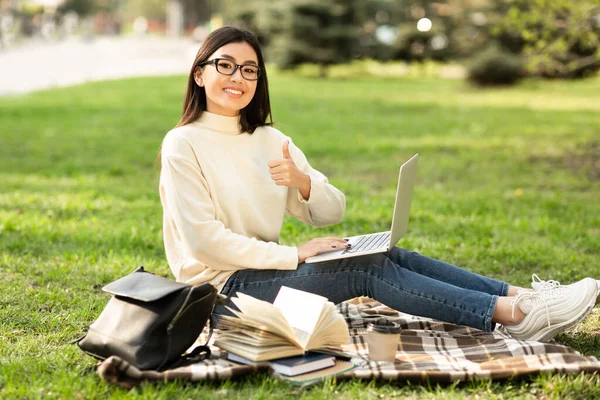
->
xmin=367 ymin=320 xmax=401 ymax=362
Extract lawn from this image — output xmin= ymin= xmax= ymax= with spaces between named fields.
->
xmin=1 ymin=71 xmax=599 ymax=399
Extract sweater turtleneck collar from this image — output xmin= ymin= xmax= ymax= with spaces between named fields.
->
xmin=194 ymin=111 xmax=243 ymax=135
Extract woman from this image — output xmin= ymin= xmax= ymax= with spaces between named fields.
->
xmin=159 ymin=26 xmax=598 ymax=342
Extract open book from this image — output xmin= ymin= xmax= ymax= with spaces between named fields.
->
xmin=214 ymin=286 xmax=350 ymax=362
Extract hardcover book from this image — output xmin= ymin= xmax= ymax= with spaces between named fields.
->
xmin=227 ymin=352 xmax=336 ymax=376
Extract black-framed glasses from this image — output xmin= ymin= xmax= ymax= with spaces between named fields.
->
xmin=200 ymin=58 xmax=261 ymax=81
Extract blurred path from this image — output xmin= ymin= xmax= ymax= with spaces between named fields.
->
xmin=0 ymin=36 xmax=199 ymax=96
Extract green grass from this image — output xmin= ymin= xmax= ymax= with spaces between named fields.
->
xmin=1 ymin=72 xmax=599 ymax=399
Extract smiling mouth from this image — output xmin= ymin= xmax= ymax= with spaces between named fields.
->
xmin=224 ymin=88 xmax=243 ymax=95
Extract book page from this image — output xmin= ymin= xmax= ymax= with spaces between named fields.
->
xmin=216 ymin=316 xmax=294 ymax=346
xmin=273 ymin=286 xmax=328 ymax=349
xmin=215 ymin=339 xmax=304 ymax=361
xmin=230 ymin=293 xmax=301 ymax=346
xmin=305 ymin=303 xmax=350 ymax=349
xmin=217 ymin=290 xmax=349 ymax=361
xmin=217 ymin=331 xmax=292 ymax=347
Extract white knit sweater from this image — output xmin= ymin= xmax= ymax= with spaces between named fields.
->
xmin=159 ymin=112 xmax=346 ymax=290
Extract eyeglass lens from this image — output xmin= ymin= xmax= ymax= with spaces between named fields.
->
xmin=215 ymin=60 xmax=259 ymax=80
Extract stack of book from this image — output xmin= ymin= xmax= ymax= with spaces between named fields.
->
xmin=227 ymin=352 xmax=336 ymax=376
xmin=215 ymin=286 xmax=353 ymax=377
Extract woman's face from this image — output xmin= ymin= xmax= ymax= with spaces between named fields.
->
xmin=196 ymin=41 xmax=259 ymax=117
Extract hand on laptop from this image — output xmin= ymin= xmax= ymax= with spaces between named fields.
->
xmin=298 ymin=237 xmax=351 ymax=264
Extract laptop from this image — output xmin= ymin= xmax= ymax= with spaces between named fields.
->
xmin=305 ymin=153 xmax=418 ymax=263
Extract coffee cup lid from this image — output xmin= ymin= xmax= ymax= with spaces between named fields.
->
xmin=367 ymin=320 xmax=401 ymax=334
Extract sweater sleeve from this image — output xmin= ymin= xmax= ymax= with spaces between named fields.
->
xmin=160 ymin=152 xmax=299 ymax=273
xmin=284 ymin=139 xmax=346 ymax=227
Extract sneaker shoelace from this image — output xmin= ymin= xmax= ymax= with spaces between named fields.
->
xmin=531 ymin=273 xmax=563 ymax=292
xmin=511 ymin=285 xmax=568 ymax=329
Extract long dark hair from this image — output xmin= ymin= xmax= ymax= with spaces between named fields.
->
xmin=177 ymin=25 xmax=273 ymax=131
xmin=155 ymin=26 xmax=272 ymax=168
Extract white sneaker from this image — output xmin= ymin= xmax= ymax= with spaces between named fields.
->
xmin=530 ymin=274 xmax=562 ymax=291
xmin=514 ymin=274 xmax=564 ymax=295
xmin=529 ymin=274 xmax=600 ymax=304
xmin=503 ymin=277 xmax=598 ymax=342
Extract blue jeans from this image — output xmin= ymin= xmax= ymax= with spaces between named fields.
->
xmin=215 ymin=247 xmax=509 ymax=332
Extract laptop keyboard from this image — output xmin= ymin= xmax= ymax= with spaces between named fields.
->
xmin=344 ymin=232 xmax=391 ymax=254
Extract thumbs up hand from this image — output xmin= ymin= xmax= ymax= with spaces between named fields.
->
xmin=268 ymin=141 xmax=311 ymax=198
xmin=282 ymin=140 xmax=293 ymax=160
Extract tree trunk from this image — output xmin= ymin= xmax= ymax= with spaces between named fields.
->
xmin=566 ymin=56 xmax=600 ymax=78
xmin=166 ymin=0 xmax=184 ymax=37
xmin=319 ymin=63 xmax=328 ymax=78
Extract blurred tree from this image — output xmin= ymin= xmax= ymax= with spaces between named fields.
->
xmin=467 ymin=42 xmax=524 ymax=85
xmin=57 ymin=0 xmax=121 ymax=16
xmin=388 ymin=0 xmax=447 ymax=61
xmin=383 ymin=0 xmax=499 ymax=62
xmin=492 ymin=0 xmax=600 ymax=78
xmin=221 ymin=0 xmax=384 ymax=76
xmin=120 ymin=0 xmax=166 ymax=21
xmin=219 ymin=0 xmax=600 ymax=80
xmin=118 ymin=0 xmax=211 ymax=27
xmin=182 ymin=0 xmax=212 ymax=29
xmin=57 ymin=0 xmax=97 ymax=17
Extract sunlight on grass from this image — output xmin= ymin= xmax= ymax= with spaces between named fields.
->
xmin=1 ymin=74 xmax=599 ymax=398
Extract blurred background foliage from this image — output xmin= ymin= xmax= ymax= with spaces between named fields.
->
xmin=221 ymin=0 xmax=600 ymax=82
xmin=1 ymin=0 xmax=599 ymax=85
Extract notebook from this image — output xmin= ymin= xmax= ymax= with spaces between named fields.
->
xmin=305 ymin=153 xmax=419 ymax=263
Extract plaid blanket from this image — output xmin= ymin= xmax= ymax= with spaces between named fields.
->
xmin=97 ymin=299 xmax=600 ymax=388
